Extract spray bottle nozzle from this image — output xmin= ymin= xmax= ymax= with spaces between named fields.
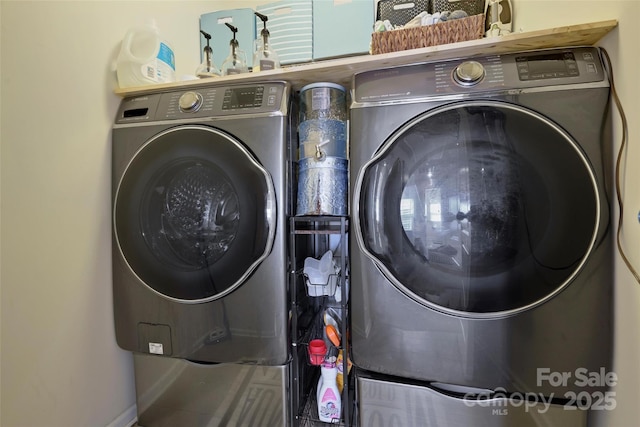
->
xmin=224 ymin=23 xmax=240 ymax=64
xmin=254 ymin=11 xmax=271 ymax=57
xmin=255 ymin=11 xmax=268 ymax=21
xmin=225 ymin=23 xmax=239 ymax=46
xmin=255 ymin=12 xmax=270 ymax=35
xmin=200 ymin=30 xmax=212 ymax=48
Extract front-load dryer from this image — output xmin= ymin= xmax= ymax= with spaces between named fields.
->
xmin=112 ymin=82 xmax=291 ymax=365
xmin=349 ymin=47 xmax=613 ymax=404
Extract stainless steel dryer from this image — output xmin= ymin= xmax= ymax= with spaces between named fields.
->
xmin=112 ymin=82 xmax=291 ymax=365
xmin=349 ymin=47 xmax=613 ymax=424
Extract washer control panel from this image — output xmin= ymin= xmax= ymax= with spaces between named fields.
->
xmin=354 ymin=47 xmax=605 ymax=103
xmin=515 ymin=51 xmax=580 ymax=81
xmin=222 ymin=85 xmax=264 ymax=110
xmin=115 ymin=81 xmax=287 ymax=124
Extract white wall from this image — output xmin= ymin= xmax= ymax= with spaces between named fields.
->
xmin=0 ymin=1 xmax=638 ymax=426
xmin=0 ymin=0 xmax=3 ymax=420
xmin=0 ymin=1 xmax=268 ymax=426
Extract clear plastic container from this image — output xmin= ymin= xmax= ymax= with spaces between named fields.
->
xmin=221 ymin=48 xmax=249 ymax=75
xmin=299 ymin=83 xmax=347 ymax=122
xmin=116 ymin=22 xmax=176 ymax=88
xmin=296 ymin=157 xmax=348 ymax=216
xmin=253 ymin=11 xmax=280 ymax=72
xmin=298 ymin=83 xmax=348 ymax=164
xmin=298 ymin=119 xmax=347 ymax=160
xmin=253 ymin=38 xmax=280 ymax=72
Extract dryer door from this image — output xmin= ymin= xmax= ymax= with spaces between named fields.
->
xmin=114 ymin=125 xmax=276 ymax=302
xmin=355 ymin=101 xmax=602 ymax=317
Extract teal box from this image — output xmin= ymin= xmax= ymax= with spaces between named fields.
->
xmin=200 ymin=8 xmax=257 ymax=70
xmin=313 ymin=0 xmax=375 ymax=60
xmin=256 ymin=0 xmax=313 ymax=65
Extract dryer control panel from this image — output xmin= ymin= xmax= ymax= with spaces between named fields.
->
xmin=353 ymin=47 xmax=606 ymax=104
xmin=114 ymin=81 xmax=288 ymax=124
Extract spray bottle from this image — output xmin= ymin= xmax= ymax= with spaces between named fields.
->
xmin=196 ymin=30 xmax=221 ymax=78
xmin=253 ymin=12 xmax=280 ymax=72
xmin=221 ymin=23 xmax=248 ymax=76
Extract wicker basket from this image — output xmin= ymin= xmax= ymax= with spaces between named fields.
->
xmin=371 ymin=14 xmax=485 ymax=54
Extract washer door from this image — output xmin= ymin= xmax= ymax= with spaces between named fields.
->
xmin=354 ymin=101 xmax=601 ymax=317
xmin=114 ymin=125 xmax=276 ymax=302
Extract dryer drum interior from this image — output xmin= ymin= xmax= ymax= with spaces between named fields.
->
xmin=114 ymin=125 xmax=276 ymax=302
xmin=356 ymin=101 xmax=601 ymax=317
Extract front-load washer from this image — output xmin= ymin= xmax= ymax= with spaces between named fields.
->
xmin=349 ymin=46 xmax=613 ymax=406
xmin=112 ymin=81 xmax=291 ymax=366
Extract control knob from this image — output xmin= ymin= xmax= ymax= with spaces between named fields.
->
xmin=453 ymin=61 xmax=485 ymax=86
xmin=179 ymin=91 xmax=203 ymax=112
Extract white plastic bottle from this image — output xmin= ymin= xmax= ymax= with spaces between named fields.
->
xmin=116 ymin=20 xmax=176 ymax=88
xmin=317 ymin=361 xmax=341 ymax=423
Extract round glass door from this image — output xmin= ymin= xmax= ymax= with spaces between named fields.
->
xmin=114 ymin=125 xmax=276 ymax=302
xmin=355 ymin=101 xmax=600 ymax=317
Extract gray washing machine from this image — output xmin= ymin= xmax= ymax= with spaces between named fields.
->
xmin=349 ymin=47 xmax=613 ymax=425
xmin=112 ymin=82 xmax=291 ymax=364
xmin=112 ymin=82 xmax=292 ymax=425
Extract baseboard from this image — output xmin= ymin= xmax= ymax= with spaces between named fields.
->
xmin=105 ymin=404 xmax=137 ymax=427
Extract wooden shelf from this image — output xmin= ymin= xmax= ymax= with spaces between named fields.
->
xmin=114 ymin=19 xmax=617 ymax=97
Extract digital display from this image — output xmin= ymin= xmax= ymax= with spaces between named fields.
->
xmin=527 ymin=57 xmax=568 ymax=74
xmin=516 ymin=52 xmax=579 ymax=81
xmin=222 ymin=86 xmax=264 ymax=110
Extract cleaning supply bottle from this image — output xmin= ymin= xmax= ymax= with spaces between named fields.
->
xmin=336 ymin=349 xmax=352 ymax=393
xmin=317 ymin=360 xmax=341 ymax=423
xmin=253 ymin=12 xmax=280 ymax=72
xmin=116 ymin=20 xmax=176 ymax=88
xmin=196 ymin=30 xmax=221 ymax=78
xmin=221 ymin=23 xmax=248 ymax=76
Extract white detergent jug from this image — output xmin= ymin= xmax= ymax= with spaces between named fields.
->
xmin=317 ymin=361 xmax=341 ymax=423
xmin=116 ymin=21 xmax=176 ymax=88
